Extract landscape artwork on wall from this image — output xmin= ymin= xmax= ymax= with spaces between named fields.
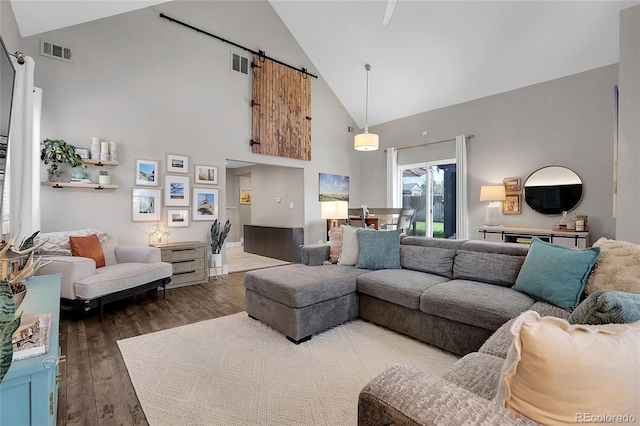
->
xmin=135 ymin=159 xmax=159 ymax=186
xmin=194 ymin=164 xmax=218 ymax=185
xmin=164 ymin=175 xmax=190 ymax=207
xmin=166 ymin=154 xmax=189 ymax=174
xmin=132 ymin=188 xmax=161 ymax=222
xmin=240 ymin=188 xmax=252 ymax=205
xmin=319 ymin=173 xmax=349 ymax=202
xmin=193 ymin=187 xmax=218 ymax=221
xmin=167 ymin=209 xmax=189 ymax=227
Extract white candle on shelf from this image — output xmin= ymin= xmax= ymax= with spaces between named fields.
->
xmin=91 ymin=137 xmax=99 ymax=146
xmin=108 ymin=141 xmax=116 ymax=152
xmin=101 ymin=141 xmax=109 ymax=153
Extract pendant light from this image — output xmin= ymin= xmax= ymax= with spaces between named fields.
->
xmin=354 ymin=64 xmax=379 ymax=151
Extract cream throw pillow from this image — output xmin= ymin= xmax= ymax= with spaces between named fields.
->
xmin=338 ymin=225 xmax=359 ymax=266
xmin=495 ymin=311 xmax=640 ymax=425
xmin=586 ymin=238 xmax=640 ymax=295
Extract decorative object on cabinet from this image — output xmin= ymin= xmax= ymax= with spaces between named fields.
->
xmin=194 ymin=164 xmax=218 ymax=184
xmin=132 ymin=188 xmax=161 ymax=222
xmin=478 ymin=225 xmax=590 ymax=249
xmin=523 ymin=166 xmax=583 ymax=215
xmin=354 ymin=64 xmax=379 ymax=151
xmin=163 ymin=175 xmax=190 ymax=207
xmin=319 ymin=173 xmax=349 ymax=202
xmin=0 ymin=275 xmax=62 ymax=426
xmin=134 ymin=159 xmax=159 ymax=186
xmin=148 ymin=223 xmax=170 ymax=246
xmin=167 ymin=209 xmax=189 ymax=227
xmin=40 ymin=138 xmax=86 ymax=181
xmin=240 ymin=187 xmax=251 ymax=205
xmin=503 ymin=177 xmax=521 ymax=192
xmin=166 ymin=154 xmax=188 ymax=174
xmin=159 ymin=241 xmax=208 ymax=288
xmin=321 ymin=200 xmax=349 ymax=229
xmin=192 ymin=187 xmax=218 ymax=221
xmin=502 ymin=194 xmax=521 ymax=215
xmin=479 ymin=185 xmax=506 ymax=226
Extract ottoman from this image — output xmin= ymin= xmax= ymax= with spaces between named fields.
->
xmin=243 ymin=264 xmax=368 ymax=343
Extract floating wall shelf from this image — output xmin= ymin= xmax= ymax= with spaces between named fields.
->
xmin=41 ymin=182 xmax=118 ymax=190
xmin=82 ymin=159 xmax=118 ymax=166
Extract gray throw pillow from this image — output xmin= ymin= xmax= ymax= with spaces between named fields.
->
xmin=569 ymin=290 xmax=640 ymax=325
xmin=356 ymin=229 xmax=401 ymax=270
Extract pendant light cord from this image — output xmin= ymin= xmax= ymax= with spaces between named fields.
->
xmin=364 ymin=64 xmax=371 ymax=133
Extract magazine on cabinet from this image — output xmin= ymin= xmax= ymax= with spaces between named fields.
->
xmin=12 ymin=313 xmax=52 ymax=361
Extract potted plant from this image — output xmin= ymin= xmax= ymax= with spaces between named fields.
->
xmin=210 ymin=219 xmax=231 ymax=275
xmin=40 ymin=138 xmax=86 ymax=181
xmin=98 ymin=170 xmax=110 ymax=185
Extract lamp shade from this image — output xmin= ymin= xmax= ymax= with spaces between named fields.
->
xmin=354 ymin=132 xmax=379 ymax=151
xmin=321 ymin=200 xmax=349 ymax=220
xmin=480 ymin=185 xmax=507 ymax=202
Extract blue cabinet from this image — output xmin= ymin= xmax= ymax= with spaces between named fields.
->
xmin=0 ymin=275 xmax=62 ymax=426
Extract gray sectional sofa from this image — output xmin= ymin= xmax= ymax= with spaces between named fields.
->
xmin=244 ymin=236 xmax=559 ymax=355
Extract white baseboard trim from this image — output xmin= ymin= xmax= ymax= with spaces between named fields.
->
xmin=227 ymin=242 xmax=242 ymax=248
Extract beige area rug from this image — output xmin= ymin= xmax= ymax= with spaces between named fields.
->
xmin=226 ymin=246 xmax=290 ymax=273
xmin=118 ymin=313 xmax=459 ymax=426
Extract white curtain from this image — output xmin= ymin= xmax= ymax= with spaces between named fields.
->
xmin=455 ymin=135 xmax=468 ymax=239
xmin=2 ymin=55 xmax=41 ymax=237
xmin=386 ymin=147 xmax=399 ymax=207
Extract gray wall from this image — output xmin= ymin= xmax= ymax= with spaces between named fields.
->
xmin=0 ymin=1 xmax=23 ymax=53
xmin=19 ymin=1 xmax=359 ymax=249
xmin=616 ymin=5 xmax=640 ymax=242
xmin=361 ymin=65 xmax=619 ymax=243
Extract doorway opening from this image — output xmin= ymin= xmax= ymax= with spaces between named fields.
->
xmin=400 ymin=160 xmax=456 ymax=238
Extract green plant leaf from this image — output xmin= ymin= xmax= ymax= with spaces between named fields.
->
xmin=0 ymin=279 xmax=18 ymax=384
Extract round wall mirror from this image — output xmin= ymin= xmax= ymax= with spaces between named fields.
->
xmin=523 ymin=166 xmax=583 ymax=215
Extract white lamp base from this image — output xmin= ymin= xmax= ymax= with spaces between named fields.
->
xmin=484 ymin=202 xmax=502 ymax=226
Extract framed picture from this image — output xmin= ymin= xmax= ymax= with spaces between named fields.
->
xmin=194 ymin=164 xmax=218 ymax=185
xmin=503 ymin=177 xmax=521 ymax=193
xmin=132 ymin=188 xmax=161 ymax=222
xmin=166 ymin=154 xmax=189 ymax=174
xmin=163 ymin=175 xmax=190 ymax=207
xmin=240 ymin=188 xmax=252 ymax=205
xmin=167 ymin=209 xmax=189 ymax=227
xmin=192 ymin=187 xmax=218 ymax=221
xmin=319 ymin=173 xmax=349 ymax=202
xmin=75 ymin=148 xmax=89 ymax=159
xmin=135 ymin=159 xmax=159 ymax=186
xmin=502 ymin=194 xmax=521 ymax=215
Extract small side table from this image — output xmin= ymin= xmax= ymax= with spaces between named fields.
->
xmin=159 ymin=241 xmax=208 ymax=288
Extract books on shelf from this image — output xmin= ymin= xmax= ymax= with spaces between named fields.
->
xmin=12 ymin=313 xmax=52 ymax=361
xmin=70 ymin=178 xmax=93 ymax=183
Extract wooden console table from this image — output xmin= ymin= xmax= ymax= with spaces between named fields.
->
xmin=244 ymin=225 xmax=304 ymax=262
xmin=478 ymin=226 xmax=590 ymax=248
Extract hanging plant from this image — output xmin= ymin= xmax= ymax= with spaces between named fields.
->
xmin=40 ymin=138 xmax=86 ymax=178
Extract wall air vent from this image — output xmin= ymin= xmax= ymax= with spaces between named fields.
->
xmin=40 ymin=39 xmax=73 ymax=63
xmin=231 ymin=52 xmax=249 ymax=75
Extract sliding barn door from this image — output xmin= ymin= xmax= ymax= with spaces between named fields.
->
xmin=251 ymin=55 xmax=311 ymax=161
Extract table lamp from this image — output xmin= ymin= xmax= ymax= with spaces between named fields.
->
xmin=321 ymin=201 xmax=349 ymax=229
xmin=149 ymin=223 xmax=170 ymax=246
xmin=480 ymin=185 xmax=506 ymax=226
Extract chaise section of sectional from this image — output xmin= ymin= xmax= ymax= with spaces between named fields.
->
xmin=244 ymin=263 xmax=368 ymax=343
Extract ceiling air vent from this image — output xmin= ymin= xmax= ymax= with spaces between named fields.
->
xmin=231 ymin=52 xmax=249 ymax=75
xmin=40 ymin=39 xmax=73 ymax=63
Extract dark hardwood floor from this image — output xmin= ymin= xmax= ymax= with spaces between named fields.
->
xmin=57 ymin=272 xmax=246 ymax=426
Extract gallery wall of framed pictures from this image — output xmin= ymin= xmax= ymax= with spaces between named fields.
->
xmin=131 ymin=154 xmax=220 ymax=226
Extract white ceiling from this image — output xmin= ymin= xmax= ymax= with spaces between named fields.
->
xmin=9 ymin=0 xmax=639 ymax=128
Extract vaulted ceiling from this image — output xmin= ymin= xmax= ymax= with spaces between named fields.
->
xmin=8 ymin=0 xmax=639 ymax=127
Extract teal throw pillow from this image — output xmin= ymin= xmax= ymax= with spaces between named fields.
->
xmin=513 ymin=237 xmax=601 ymax=311
xmin=356 ymin=229 xmax=401 ymax=270
xmin=569 ymin=290 xmax=640 ymax=325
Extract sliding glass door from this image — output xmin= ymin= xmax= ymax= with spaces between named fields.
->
xmin=400 ymin=160 xmax=456 ymax=238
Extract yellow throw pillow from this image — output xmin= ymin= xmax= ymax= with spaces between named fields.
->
xmin=586 ymin=237 xmax=640 ymax=295
xmin=495 ymin=311 xmax=640 ymax=425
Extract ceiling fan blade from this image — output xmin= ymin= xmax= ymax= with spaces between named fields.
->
xmin=383 ymin=0 xmax=398 ymax=26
